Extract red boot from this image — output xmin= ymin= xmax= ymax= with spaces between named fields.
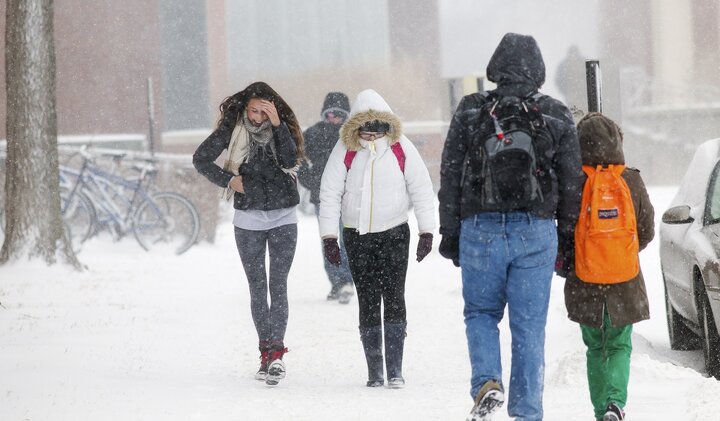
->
xmin=266 ymin=343 xmax=289 ymax=386
xmin=255 ymin=341 xmax=271 ymax=381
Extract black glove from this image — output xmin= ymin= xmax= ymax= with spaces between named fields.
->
xmin=439 ymin=234 xmax=460 ymax=267
xmin=555 ymin=233 xmax=574 ymax=278
xmin=416 ymin=233 xmax=433 ymax=262
xmin=323 ymin=238 xmax=341 ymax=266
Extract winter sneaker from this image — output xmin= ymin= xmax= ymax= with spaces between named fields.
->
xmin=387 ymin=377 xmax=405 ymax=389
xmin=466 ymin=380 xmax=504 ymax=421
xmin=327 ymin=286 xmax=340 ymax=301
xmin=602 ymin=402 xmax=624 ymax=421
xmin=338 ymin=284 xmax=354 ymax=305
xmin=255 ymin=349 xmax=270 ymax=381
xmin=265 ymin=347 xmax=289 ymax=386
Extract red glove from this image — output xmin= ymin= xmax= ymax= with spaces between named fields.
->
xmin=416 ymin=233 xmax=433 ymax=262
xmin=323 ymin=238 xmax=341 ymax=266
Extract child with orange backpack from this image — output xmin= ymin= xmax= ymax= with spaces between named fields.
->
xmin=561 ymin=112 xmax=655 ymax=421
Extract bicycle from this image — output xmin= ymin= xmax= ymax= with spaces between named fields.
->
xmin=60 ymin=147 xmax=200 ymax=255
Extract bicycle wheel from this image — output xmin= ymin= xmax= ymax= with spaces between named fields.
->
xmin=60 ymin=187 xmax=96 ymax=250
xmin=132 ymin=191 xmax=200 ymax=255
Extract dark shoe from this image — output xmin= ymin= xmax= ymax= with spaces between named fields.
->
xmin=466 ymin=380 xmax=504 ymax=421
xmin=326 ymin=286 xmax=340 ymax=301
xmin=366 ymin=379 xmax=384 ymax=387
xmin=602 ymin=402 xmax=624 ymax=421
xmin=384 ymin=322 xmax=406 ymax=388
xmin=359 ymin=325 xmax=384 ymax=387
xmin=266 ymin=344 xmax=288 ymax=386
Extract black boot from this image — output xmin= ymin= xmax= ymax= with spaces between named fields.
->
xmin=384 ymin=322 xmax=406 ymax=388
xmin=359 ymin=325 xmax=384 ymax=387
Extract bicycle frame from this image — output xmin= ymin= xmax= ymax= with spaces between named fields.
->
xmin=61 ymin=158 xmax=155 ymax=237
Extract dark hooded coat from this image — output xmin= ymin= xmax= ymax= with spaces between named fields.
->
xmin=192 ymin=107 xmax=300 ymax=211
xmin=298 ymin=92 xmax=350 ymax=204
xmin=438 ymin=33 xmax=584 ymax=262
xmin=564 ymin=112 xmax=655 ymax=328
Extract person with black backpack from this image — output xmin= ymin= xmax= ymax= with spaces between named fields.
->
xmin=438 ymin=33 xmax=583 ymax=421
xmin=563 ymin=113 xmax=655 ymax=421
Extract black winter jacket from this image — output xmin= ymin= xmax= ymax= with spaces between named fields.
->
xmin=193 ymin=110 xmax=299 ymax=211
xmin=438 ymin=33 xmax=584 ymax=262
xmin=297 ymin=121 xmax=341 ymax=204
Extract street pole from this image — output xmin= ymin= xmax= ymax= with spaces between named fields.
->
xmin=146 ymin=77 xmax=155 ymax=155
xmin=586 ymin=60 xmax=602 ymax=113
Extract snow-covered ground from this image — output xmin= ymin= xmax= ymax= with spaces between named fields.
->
xmin=2 ymin=186 xmax=720 ymax=421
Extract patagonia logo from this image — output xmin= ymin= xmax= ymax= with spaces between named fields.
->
xmin=598 ymin=208 xmax=619 ymax=219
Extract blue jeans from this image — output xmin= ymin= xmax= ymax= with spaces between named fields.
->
xmin=460 ymin=212 xmax=557 ymax=421
xmin=314 ymin=204 xmax=353 ymax=291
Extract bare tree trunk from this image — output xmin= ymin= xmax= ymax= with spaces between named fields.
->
xmin=2 ymin=0 xmax=79 ymax=267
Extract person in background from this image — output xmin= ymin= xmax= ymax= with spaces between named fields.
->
xmin=319 ymin=89 xmax=436 ymax=389
xmin=298 ymin=92 xmax=355 ymax=304
xmin=192 ymin=81 xmax=304 ymax=387
xmin=563 ymin=113 xmax=655 ymax=421
xmin=438 ymin=33 xmax=583 ymax=421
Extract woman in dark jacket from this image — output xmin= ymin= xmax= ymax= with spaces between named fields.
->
xmin=193 ymin=81 xmax=304 ymax=387
xmin=563 ymin=112 xmax=655 ymax=421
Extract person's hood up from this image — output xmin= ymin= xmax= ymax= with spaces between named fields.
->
xmin=321 ymin=92 xmax=350 ymax=118
xmin=576 ymin=112 xmax=625 ymax=166
xmin=340 ymin=89 xmax=402 ymax=151
xmin=486 ymin=33 xmax=546 ymax=94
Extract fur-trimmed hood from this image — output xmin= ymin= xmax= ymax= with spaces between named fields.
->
xmin=340 ymin=89 xmax=402 ymax=151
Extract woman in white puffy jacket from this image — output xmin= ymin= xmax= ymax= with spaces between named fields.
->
xmin=319 ymin=89 xmax=436 ymax=389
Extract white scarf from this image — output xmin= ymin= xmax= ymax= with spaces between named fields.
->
xmin=221 ymin=115 xmax=300 ymax=201
xmin=221 ymin=121 xmax=250 ymax=201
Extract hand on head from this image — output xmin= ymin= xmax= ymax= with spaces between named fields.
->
xmin=258 ymin=100 xmax=280 ymax=127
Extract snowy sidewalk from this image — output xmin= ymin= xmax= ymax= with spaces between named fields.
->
xmin=2 ymin=188 xmax=720 ymax=420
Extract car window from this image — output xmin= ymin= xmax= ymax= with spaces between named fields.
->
xmin=706 ymin=162 xmax=720 ymax=224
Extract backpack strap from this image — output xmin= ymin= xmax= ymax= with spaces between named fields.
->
xmin=344 ymin=150 xmax=357 ymax=171
xmin=609 ymin=164 xmax=626 ymax=175
xmin=583 ymin=164 xmax=626 ymax=177
xmin=390 ymin=142 xmax=405 ymax=173
xmin=343 ymin=144 xmax=405 ymax=173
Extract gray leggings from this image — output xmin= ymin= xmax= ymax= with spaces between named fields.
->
xmin=234 ymin=224 xmax=297 ymax=345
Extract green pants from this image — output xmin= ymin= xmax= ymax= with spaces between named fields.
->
xmin=580 ymin=308 xmax=633 ymax=419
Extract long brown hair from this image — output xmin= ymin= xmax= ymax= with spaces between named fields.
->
xmin=218 ymin=81 xmax=305 ymax=162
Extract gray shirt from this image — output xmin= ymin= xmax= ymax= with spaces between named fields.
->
xmin=232 ymin=206 xmax=298 ymax=231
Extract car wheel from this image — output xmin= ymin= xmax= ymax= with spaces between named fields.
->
xmin=665 ymin=279 xmax=701 ymax=350
xmin=699 ymin=290 xmax=720 ymax=379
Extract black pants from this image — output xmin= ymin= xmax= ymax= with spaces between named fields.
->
xmin=344 ymin=223 xmax=410 ymax=328
xmin=234 ymin=224 xmax=297 ymax=345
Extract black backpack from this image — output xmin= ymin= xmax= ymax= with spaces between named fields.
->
xmin=464 ymin=91 xmax=550 ymax=211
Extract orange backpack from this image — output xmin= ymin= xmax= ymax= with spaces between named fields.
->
xmin=574 ymin=164 xmax=639 ymax=284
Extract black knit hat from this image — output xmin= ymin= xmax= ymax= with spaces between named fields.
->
xmin=321 ymin=92 xmax=350 ymax=119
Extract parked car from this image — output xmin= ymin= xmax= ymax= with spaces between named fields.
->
xmin=660 ymin=138 xmax=720 ymax=378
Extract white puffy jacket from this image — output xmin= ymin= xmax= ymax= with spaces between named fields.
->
xmin=319 ymin=89 xmax=436 ymax=237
